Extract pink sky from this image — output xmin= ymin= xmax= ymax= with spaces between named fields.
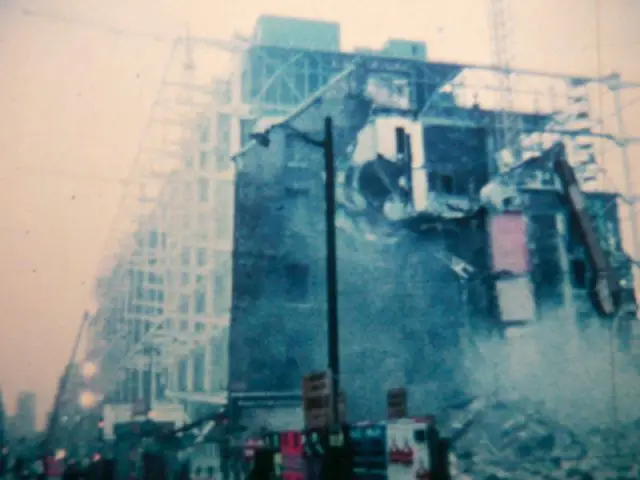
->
xmin=0 ymin=0 xmax=638 ymax=427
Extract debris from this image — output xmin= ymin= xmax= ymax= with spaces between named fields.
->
xmin=440 ymin=395 xmax=639 ymax=478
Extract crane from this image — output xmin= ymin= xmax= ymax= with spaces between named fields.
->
xmin=487 ymin=0 xmax=523 ymax=171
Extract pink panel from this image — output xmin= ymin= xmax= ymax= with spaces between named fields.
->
xmin=490 ymin=213 xmax=530 ymax=275
xmin=281 ymin=431 xmax=304 ymax=480
xmin=45 ymin=457 xmax=63 ymax=476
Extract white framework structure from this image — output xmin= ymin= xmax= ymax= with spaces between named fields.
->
xmin=85 ymin=35 xmax=246 ymax=420
xmin=84 ymin=23 xmax=640 ymax=422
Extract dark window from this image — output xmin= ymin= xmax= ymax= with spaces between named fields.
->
xmin=180 ymin=247 xmax=191 ymax=266
xmin=179 ymin=295 xmax=190 ymax=314
xmin=441 ymin=174 xmax=454 ymax=194
xmin=196 ymin=248 xmax=207 ymax=267
xmin=427 ymin=171 xmax=455 ymax=194
xmin=131 ymin=369 xmax=140 ymax=400
xmin=284 ymin=263 xmax=309 ymax=301
xmin=193 ymin=351 xmax=205 ymax=393
xmin=142 ymin=369 xmax=151 ymax=406
xmin=284 ymin=185 xmax=310 ymax=197
xmin=155 ymin=371 xmax=166 ymax=400
xmin=199 ymin=119 xmax=210 ymax=145
xmin=194 ymin=290 xmax=206 ymax=314
xmin=197 ymin=177 xmax=210 ymax=203
xmin=178 ymin=359 xmax=188 ymax=392
xmin=571 ymin=258 xmax=587 ymax=289
xmin=283 ymin=164 xmax=312 ymax=192
xmin=148 ymin=230 xmax=158 ymax=248
xmin=134 ymin=319 xmax=142 ymax=343
xmin=213 ymin=270 xmax=229 ymax=316
xmin=199 ymin=150 xmax=210 ymax=170
xmin=121 ymin=370 xmax=131 ymax=402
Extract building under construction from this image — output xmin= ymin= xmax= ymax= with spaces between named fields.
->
xmin=81 ymin=13 xmax=640 ymax=452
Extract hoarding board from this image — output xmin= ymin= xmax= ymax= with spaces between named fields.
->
xmin=386 ymin=421 xmax=430 ymax=480
xmin=387 ymin=388 xmax=408 ymax=420
xmin=302 ymin=372 xmax=347 ymax=429
xmin=280 ymin=431 xmax=304 ymax=480
xmin=302 ymin=428 xmax=325 ymax=480
xmin=302 ymin=371 xmax=332 ymax=429
xmin=350 ymin=424 xmax=387 ymax=479
xmin=489 ymin=213 xmax=530 ymax=275
xmin=495 ymin=276 xmax=536 ymax=323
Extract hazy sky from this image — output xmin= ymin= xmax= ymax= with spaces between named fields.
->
xmin=0 ymin=0 xmax=638 ymax=426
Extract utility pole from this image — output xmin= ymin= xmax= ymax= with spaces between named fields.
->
xmin=323 ymin=116 xmax=341 ymax=426
xmin=250 ymin=116 xmax=342 ymax=426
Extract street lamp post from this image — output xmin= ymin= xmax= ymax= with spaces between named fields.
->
xmin=251 ymin=116 xmax=341 ymax=425
xmin=322 ymin=117 xmax=341 ymax=427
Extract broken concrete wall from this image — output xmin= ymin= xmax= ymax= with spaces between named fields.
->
xmin=227 ymin=125 xmax=489 ymax=422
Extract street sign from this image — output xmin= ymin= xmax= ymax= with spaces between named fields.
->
xmin=302 ymin=371 xmax=332 ymax=429
xmin=387 ymin=388 xmax=407 ymax=420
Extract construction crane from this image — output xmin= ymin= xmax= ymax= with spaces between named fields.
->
xmin=487 ymin=0 xmax=523 ymax=171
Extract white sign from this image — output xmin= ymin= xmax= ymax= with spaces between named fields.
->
xmin=495 ymin=276 xmax=536 ymax=323
xmin=302 ymin=371 xmax=332 ymax=429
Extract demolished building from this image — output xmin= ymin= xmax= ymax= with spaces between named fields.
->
xmin=83 ymin=17 xmax=640 ymax=470
xmin=227 ymin=17 xmax=637 ymax=427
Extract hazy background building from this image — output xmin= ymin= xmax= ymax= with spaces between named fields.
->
xmin=14 ymin=391 xmax=36 ymax=437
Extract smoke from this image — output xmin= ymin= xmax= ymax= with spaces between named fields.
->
xmin=336 ymin=232 xmax=469 ymax=422
xmin=465 ymin=303 xmax=640 ymax=432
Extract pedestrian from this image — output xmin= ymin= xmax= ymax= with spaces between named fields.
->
xmin=247 ymin=450 xmax=273 ymax=480
xmin=177 ymin=461 xmax=190 ymax=480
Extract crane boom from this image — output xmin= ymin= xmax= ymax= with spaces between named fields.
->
xmin=548 ymin=142 xmax=621 ymax=318
xmin=489 ymin=142 xmax=623 ymax=318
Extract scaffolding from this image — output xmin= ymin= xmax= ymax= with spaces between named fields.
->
xmin=85 ymin=35 xmax=243 ymax=422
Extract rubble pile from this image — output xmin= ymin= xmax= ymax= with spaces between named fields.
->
xmin=438 ymin=395 xmax=640 ymax=479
